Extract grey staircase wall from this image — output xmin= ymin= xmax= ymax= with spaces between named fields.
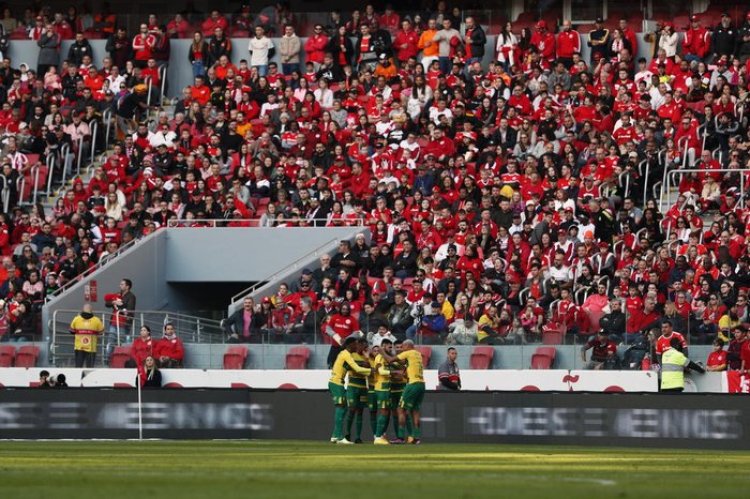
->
xmin=42 ymin=227 xmax=367 ymax=338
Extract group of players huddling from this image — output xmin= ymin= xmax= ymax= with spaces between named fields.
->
xmin=328 ymin=336 xmax=425 ymax=445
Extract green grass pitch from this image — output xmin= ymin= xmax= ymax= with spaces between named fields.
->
xmin=1 ymin=440 xmax=749 ymax=498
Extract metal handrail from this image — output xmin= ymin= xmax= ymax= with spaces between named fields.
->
xmin=75 ymin=135 xmax=85 ymax=176
xmin=89 ymin=121 xmax=98 ymax=166
xmin=230 ymin=236 xmax=341 ymax=304
xmin=50 ymin=308 xmax=226 ymax=367
xmin=145 ymin=75 xmax=153 ymax=107
xmin=16 ymin=174 xmax=25 ymax=205
xmin=0 ymin=174 xmax=8 ymax=212
xmin=31 ymin=164 xmax=41 ymax=204
xmin=45 ymin=153 xmax=56 ymax=198
xmin=159 ymin=64 xmax=168 ymax=105
xmin=103 ymin=108 xmax=113 ymax=146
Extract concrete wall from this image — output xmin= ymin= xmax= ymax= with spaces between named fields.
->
xmin=42 ymin=230 xmax=169 ymax=339
xmin=177 ymin=343 xmax=716 ymax=370
xmin=164 ymin=226 xmax=364 ymax=282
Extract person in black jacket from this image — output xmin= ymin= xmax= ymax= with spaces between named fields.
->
xmin=106 ymin=28 xmax=132 ymax=70
xmin=224 ymin=296 xmax=264 ymax=343
xmin=287 ymin=297 xmax=320 ymax=343
xmin=140 ymin=356 xmax=163 ymax=388
xmin=68 ymin=32 xmax=93 ymax=67
xmin=463 ymin=16 xmax=486 ymax=65
xmin=711 ymin=13 xmax=738 ymax=62
xmin=207 ymin=27 xmax=232 ymax=67
xmin=599 ymin=299 xmax=626 ymax=342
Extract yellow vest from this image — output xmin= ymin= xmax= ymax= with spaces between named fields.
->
xmin=661 ymin=348 xmax=688 ymax=390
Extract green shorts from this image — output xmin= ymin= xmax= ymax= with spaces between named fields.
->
xmin=367 ymin=390 xmax=377 ymax=411
xmin=329 ymin=382 xmax=346 ymax=406
xmin=346 ymin=385 xmax=368 ymax=409
xmin=375 ymin=390 xmax=391 ymax=410
xmin=399 ymin=382 xmax=426 ymax=411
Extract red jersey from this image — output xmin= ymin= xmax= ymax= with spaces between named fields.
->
xmin=656 ymin=332 xmax=687 ymax=356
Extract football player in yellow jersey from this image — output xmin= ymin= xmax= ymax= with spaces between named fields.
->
xmin=381 ymin=339 xmax=425 ymax=444
xmin=372 ymin=338 xmax=393 ymax=445
xmin=344 ymin=337 xmax=370 ymax=443
xmin=387 ymin=339 xmax=411 ymax=443
xmin=366 ymin=343 xmax=379 ymax=440
xmin=328 ymin=336 xmax=371 ymax=444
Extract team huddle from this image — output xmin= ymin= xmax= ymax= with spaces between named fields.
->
xmin=328 ymin=337 xmax=425 ymax=445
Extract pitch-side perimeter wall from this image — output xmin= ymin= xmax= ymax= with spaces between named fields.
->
xmin=0 ymin=389 xmax=749 ymax=449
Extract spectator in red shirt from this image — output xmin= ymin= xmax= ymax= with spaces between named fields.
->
xmin=581 ymin=330 xmax=619 ymax=369
xmin=154 ymin=322 xmax=185 ymax=368
xmin=706 ymin=338 xmax=728 ymax=371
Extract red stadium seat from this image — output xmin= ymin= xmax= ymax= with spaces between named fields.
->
xmin=231 ymin=382 xmax=251 ymax=389
xmin=14 ymin=346 xmax=40 ymax=368
xmin=469 ymin=346 xmax=495 ymax=369
xmin=110 ymin=345 xmax=132 ymax=368
xmin=113 ymin=382 xmax=134 ymax=388
xmin=415 ymin=346 xmax=432 ymax=368
xmin=278 ymin=383 xmax=298 ymax=389
xmin=542 ymin=324 xmax=564 ymax=345
xmin=0 ymin=345 xmax=15 ymax=367
xmin=285 ymin=346 xmax=311 ymax=369
xmin=163 ymin=382 xmax=183 ymax=388
xmin=223 ymin=345 xmax=249 ymax=369
xmin=530 ymin=347 xmax=557 ymax=369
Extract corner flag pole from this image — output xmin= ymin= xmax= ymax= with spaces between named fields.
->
xmin=137 ymin=371 xmax=143 ymax=440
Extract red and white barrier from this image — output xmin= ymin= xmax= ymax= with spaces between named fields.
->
xmin=2 ymin=368 xmax=737 ymax=393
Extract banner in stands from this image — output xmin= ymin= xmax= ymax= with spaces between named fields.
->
xmin=2 ymin=389 xmax=749 ymax=448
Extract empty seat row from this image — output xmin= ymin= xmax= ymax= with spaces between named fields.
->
xmin=0 ymin=345 xmax=41 ymax=368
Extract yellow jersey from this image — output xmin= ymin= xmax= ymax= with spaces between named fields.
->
xmin=347 ymin=352 xmax=369 ymax=388
xmin=397 ymin=349 xmax=424 ymax=384
xmin=69 ymin=314 xmax=105 ymax=353
xmin=372 ymin=353 xmax=391 ymax=391
xmin=330 ymin=350 xmax=371 ymax=386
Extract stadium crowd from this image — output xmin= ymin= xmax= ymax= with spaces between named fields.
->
xmin=0 ymin=4 xmax=750 ymax=373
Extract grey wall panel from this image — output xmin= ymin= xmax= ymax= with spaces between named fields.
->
xmin=163 ymin=227 xmax=364 ymax=282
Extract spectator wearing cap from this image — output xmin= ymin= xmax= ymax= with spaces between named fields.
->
xmin=581 ymin=330 xmax=619 ymax=370
xmin=682 ymin=16 xmax=710 ymax=62
xmin=446 ymin=316 xmax=479 ymax=345
xmin=530 ymin=20 xmax=555 ymax=63
xmin=305 ymin=24 xmax=329 ymax=72
xmin=587 ymin=17 xmax=609 ymax=64
xmin=711 ymin=13 xmax=737 ymax=62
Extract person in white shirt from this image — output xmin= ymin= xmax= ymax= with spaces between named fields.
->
xmin=248 ymin=26 xmax=274 ymax=76
xmin=313 ymin=78 xmax=334 ymax=109
xmin=657 ymin=24 xmax=678 ymax=58
xmin=545 ymin=252 xmax=573 ymax=285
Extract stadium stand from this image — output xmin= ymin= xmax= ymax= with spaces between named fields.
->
xmin=1 ymin=2 xmax=750 ymax=379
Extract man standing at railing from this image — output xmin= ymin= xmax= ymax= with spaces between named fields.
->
xmin=69 ymin=303 xmax=104 ymax=368
xmin=104 ymin=278 xmax=136 ymax=364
